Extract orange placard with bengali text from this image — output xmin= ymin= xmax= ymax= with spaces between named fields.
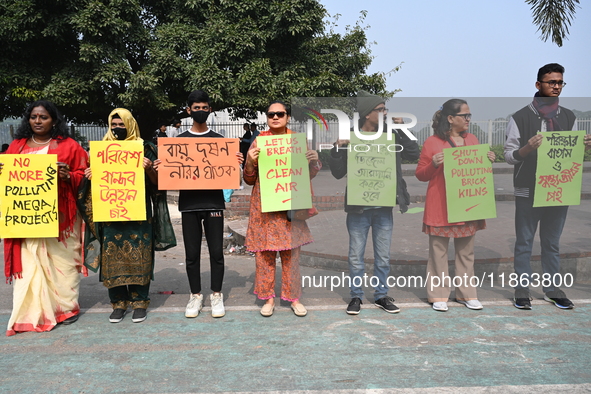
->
xmin=157 ymin=137 xmax=240 ymax=190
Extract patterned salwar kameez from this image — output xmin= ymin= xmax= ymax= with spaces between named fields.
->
xmin=244 ymin=130 xmax=321 ymax=302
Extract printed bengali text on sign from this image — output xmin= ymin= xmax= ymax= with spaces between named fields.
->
xmin=157 ymin=137 xmax=240 ymax=190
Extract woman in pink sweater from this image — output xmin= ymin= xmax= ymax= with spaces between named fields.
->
xmin=416 ymin=99 xmax=495 ymax=312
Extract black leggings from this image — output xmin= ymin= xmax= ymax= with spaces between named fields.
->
xmin=181 ymin=210 xmax=225 ymax=294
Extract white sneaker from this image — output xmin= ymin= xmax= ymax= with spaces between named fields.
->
xmin=458 ymin=299 xmax=483 ymax=310
xmin=185 ymin=294 xmax=203 ymax=318
xmin=432 ymin=302 xmax=448 ymax=312
xmin=210 ymin=292 xmax=225 ymax=318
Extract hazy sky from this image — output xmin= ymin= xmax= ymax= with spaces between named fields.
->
xmin=320 ymin=0 xmax=590 ymax=98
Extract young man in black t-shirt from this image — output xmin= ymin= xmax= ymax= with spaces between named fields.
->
xmin=177 ymin=90 xmax=242 ymax=318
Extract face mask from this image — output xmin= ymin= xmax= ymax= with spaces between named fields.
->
xmin=112 ymin=127 xmax=127 ymax=140
xmin=190 ymin=110 xmax=209 ymax=124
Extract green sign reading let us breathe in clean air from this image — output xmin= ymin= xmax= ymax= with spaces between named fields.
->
xmin=258 ymin=133 xmax=312 ymax=213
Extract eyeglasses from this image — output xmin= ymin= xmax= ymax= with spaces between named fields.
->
xmin=266 ymin=111 xmax=287 ymax=118
xmin=371 ymin=107 xmax=388 ymax=113
xmin=453 ymin=113 xmax=472 ymax=121
xmin=539 ymin=80 xmax=567 ymax=88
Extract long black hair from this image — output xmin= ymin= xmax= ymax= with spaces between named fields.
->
xmin=14 ymin=100 xmax=71 ymax=140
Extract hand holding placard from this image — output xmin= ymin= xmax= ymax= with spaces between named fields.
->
xmin=258 ymin=133 xmax=312 ymax=212
xmin=443 ymin=144 xmax=496 ymax=223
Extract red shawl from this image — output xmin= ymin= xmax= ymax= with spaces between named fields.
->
xmin=4 ymin=137 xmax=88 ymax=282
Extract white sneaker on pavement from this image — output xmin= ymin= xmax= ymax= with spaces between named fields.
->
xmin=185 ymin=294 xmax=203 ymax=318
xmin=457 ymin=299 xmax=483 ymax=310
xmin=210 ymin=293 xmax=225 ymax=318
xmin=432 ymin=302 xmax=448 ymax=312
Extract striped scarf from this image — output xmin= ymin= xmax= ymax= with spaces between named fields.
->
xmin=532 ymin=92 xmax=560 ymax=131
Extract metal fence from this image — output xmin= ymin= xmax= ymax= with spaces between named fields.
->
xmin=0 ymin=120 xmax=18 ymax=146
xmin=2 ymin=118 xmax=591 ymax=149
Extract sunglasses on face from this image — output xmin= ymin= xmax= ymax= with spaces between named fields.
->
xmin=266 ymin=111 xmax=287 ymax=119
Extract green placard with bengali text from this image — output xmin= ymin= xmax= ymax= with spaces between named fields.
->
xmin=533 ymin=130 xmax=585 ymax=207
xmin=347 ymin=132 xmax=397 ymax=206
xmin=258 ymin=133 xmax=312 ymax=213
xmin=443 ymin=144 xmax=496 ymax=223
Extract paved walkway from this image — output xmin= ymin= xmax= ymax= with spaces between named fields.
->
xmin=2 ymin=303 xmax=591 ymax=393
xmin=2 ymin=233 xmax=591 ymax=393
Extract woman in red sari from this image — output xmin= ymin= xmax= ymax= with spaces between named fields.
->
xmin=243 ymin=101 xmax=321 ymax=317
xmin=2 ymin=100 xmax=88 ymax=336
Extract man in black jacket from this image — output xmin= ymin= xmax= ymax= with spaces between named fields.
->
xmin=504 ymin=63 xmax=591 ymax=310
xmin=329 ymin=91 xmax=419 ymax=315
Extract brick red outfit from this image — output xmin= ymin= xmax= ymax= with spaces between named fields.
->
xmin=243 ymin=130 xmax=321 ymax=301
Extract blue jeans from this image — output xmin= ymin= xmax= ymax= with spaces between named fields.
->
xmin=346 ymin=208 xmax=393 ymax=300
xmin=514 ymin=197 xmax=568 ymax=293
